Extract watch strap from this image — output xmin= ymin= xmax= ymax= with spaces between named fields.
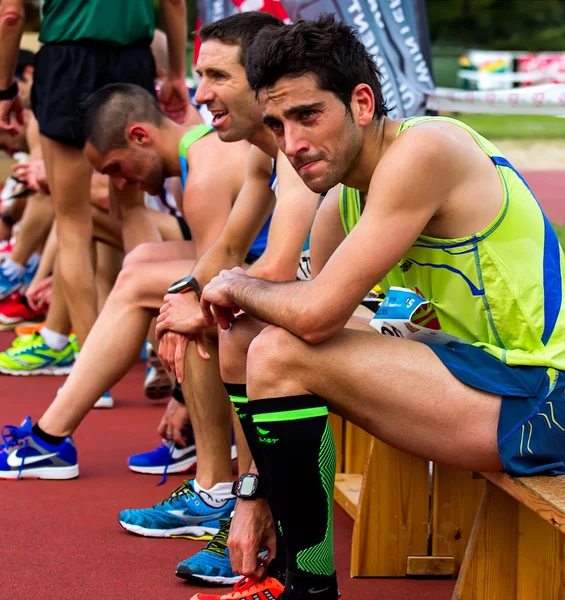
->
xmin=0 ymin=81 xmax=18 ymax=101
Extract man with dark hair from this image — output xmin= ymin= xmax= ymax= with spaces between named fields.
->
xmin=199 ymin=13 xmax=565 ymax=600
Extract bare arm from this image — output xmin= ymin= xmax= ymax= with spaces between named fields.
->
xmin=202 ymin=131 xmax=453 ymax=343
xmin=189 ymin=145 xmax=275 ymax=287
xmin=158 ymin=0 xmax=189 ymax=123
xmin=182 ymin=135 xmax=248 ymax=258
xmin=309 ymin=185 xmax=345 ymax=278
xmin=247 ymin=151 xmax=320 ymax=282
xmin=0 ymin=0 xmax=24 ymax=131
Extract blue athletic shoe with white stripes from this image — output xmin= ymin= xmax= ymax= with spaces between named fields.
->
xmin=128 ymin=424 xmax=197 ymax=476
xmin=0 ymin=264 xmax=24 ymax=301
xmin=176 ymin=517 xmax=241 ymax=585
xmin=0 ymin=416 xmax=79 ymax=479
xmin=118 ymin=479 xmax=235 ymax=540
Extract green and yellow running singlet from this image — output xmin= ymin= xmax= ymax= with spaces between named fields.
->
xmin=339 ymin=116 xmax=565 ymax=370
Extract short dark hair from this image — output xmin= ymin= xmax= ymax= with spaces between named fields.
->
xmin=199 ymin=12 xmax=284 ymax=67
xmin=82 ymin=83 xmax=165 ymax=154
xmin=15 ymin=49 xmax=35 ymax=80
xmin=246 ymin=14 xmax=389 ymax=120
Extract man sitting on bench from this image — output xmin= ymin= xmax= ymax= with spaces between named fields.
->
xmin=198 ymin=14 xmax=565 ymax=600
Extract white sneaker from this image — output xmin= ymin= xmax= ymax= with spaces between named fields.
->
xmin=94 ymin=391 xmax=114 ymax=409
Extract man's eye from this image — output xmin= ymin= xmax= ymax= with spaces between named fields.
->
xmin=300 ymin=110 xmax=317 ymax=120
xmin=268 ymin=122 xmax=283 ymax=134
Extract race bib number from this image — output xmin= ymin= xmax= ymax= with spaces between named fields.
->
xmin=369 ymin=287 xmax=468 ymax=346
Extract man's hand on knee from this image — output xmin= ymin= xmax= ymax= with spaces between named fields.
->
xmin=157 ymin=398 xmax=189 ymax=447
xmin=158 ymin=331 xmax=191 ymax=383
xmin=228 ymin=498 xmax=276 ymax=579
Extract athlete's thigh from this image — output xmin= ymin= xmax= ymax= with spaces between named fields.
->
xmin=124 ymin=240 xmax=196 ymax=267
xmin=254 ymin=328 xmax=502 ymax=471
xmin=121 ymin=258 xmax=196 ymax=309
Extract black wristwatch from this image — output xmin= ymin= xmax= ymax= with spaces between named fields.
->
xmin=0 ymin=81 xmax=18 ymax=101
xmin=168 ymin=275 xmax=201 ymax=298
xmin=232 ymin=473 xmax=264 ymax=500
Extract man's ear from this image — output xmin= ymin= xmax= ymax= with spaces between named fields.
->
xmin=128 ymin=125 xmax=151 ymax=146
xmin=351 ymin=83 xmax=375 ymax=126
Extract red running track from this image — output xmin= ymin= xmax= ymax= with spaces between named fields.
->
xmin=0 ymin=331 xmax=455 ymax=600
xmin=523 ymin=170 xmax=565 ymax=225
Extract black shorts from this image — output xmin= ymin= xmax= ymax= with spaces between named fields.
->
xmin=32 ymin=41 xmax=156 ymax=148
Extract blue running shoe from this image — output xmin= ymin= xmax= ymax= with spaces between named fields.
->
xmin=0 ymin=263 xmax=24 ymax=301
xmin=176 ymin=518 xmax=241 ymax=585
xmin=0 ymin=416 xmax=79 ymax=479
xmin=128 ymin=424 xmax=197 ymax=476
xmin=22 ymin=254 xmax=40 ymax=287
xmin=118 ymin=479 xmax=235 ymax=540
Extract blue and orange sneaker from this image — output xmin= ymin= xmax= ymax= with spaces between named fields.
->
xmin=118 ymin=479 xmax=235 ymax=540
xmin=189 ymin=576 xmax=284 ymax=600
xmin=0 ymin=416 xmax=79 ymax=479
xmin=176 ymin=518 xmax=241 ymax=585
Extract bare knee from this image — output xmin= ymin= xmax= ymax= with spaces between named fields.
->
xmin=247 ymin=326 xmax=302 ymax=397
xmin=219 ymin=315 xmax=270 ymax=383
xmin=110 ymin=264 xmax=144 ymax=305
xmin=122 ymin=242 xmax=161 ymax=267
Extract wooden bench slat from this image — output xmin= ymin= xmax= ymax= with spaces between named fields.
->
xmin=480 ymin=472 xmax=565 ymax=535
xmin=334 ymin=474 xmax=361 ymax=520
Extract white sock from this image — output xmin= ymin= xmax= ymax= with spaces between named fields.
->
xmin=40 ymin=327 xmax=70 ymax=351
xmin=1 ymin=258 xmax=25 ymax=278
xmin=194 ymin=479 xmax=235 ymax=505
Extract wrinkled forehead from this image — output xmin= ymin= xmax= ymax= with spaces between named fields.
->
xmin=259 ymin=74 xmax=328 ymax=115
xmin=196 ymin=40 xmax=243 ymax=74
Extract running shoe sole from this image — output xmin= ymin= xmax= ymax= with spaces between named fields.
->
xmin=118 ymin=520 xmax=218 ymax=540
xmin=93 ymin=395 xmax=114 ymax=409
xmin=144 ymin=368 xmax=173 ymax=400
xmin=0 ymin=464 xmax=79 ymax=479
xmin=128 ymin=453 xmax=197 ymax=474
xmin=0 ymin=364 xmax=74 ymax=376
xmin=175 ymin=567 xmax=241 ymax=585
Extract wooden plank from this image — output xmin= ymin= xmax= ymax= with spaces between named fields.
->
xmin=481 ymin=471 xmax=565 ymax=534
xmin=406 ymin=556 xmax=455 ymax=576
xmin=517 ymin=503 xmax=565 ymax=600
xmin=453 ymin=482 xmax=518 ymax=600
xmin=344 ymin=422 xmax=372 ymax=474
xmin=432 ymin=465 xmax=484 ymax=575
xmin=351 ymin=437 xmax=430 ymax=577
xmin=334 ymin=474 xmax=361 ymax=520
xmin=329 ymin=414 xmax=344 ymax=474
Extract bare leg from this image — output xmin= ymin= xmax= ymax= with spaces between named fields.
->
xmin=181 ymin=336 xmax=233 ymax=489
xmin=247 ymin=326 xmax=503 ymax=471
xmin=38 ymin=258 xmax=195 ymax=436
xmin=10 ymin=192 xmax=53 ymax=266
xmin=40 ymin=137 xmax=96 ymax=347
xmin=43 ymin=260 xmax=72 ymax=336
xmin=94 ymin=242 xmax=122 ymax=311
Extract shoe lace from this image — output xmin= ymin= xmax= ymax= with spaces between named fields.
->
xmin=232 ymin=576 xmax=275 ymax=596
xmin=157 ymin=440 xmax=174 ymax=487
xmin=1 ymin=424 xmax=28 ymax=480
xmin=204 ymin=518 xmax=231 ymax=556
xmin=157 ymin=480 xmax=195 ymax=506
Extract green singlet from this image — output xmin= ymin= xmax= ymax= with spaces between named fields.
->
xmin=39 ymin=0 xmax=155 ymax=46
xmin=339 ymin=116 xmax=565 ymax=370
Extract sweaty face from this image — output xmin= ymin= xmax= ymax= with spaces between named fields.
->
xmin=194 ymin=41 xmax=262 ymax=142
xmin=260 ymin=75 xmax=363 ymax=193
xmin=84 ymin=143 xmax=166 ymax=196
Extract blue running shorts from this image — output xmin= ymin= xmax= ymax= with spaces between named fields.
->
xmin=428 ymin=342 xmax=565 ymax=477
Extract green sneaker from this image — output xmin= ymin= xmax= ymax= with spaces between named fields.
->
xmin=69 ymin=333 xmax=80 ymax=355
xmin=0 ymin=332 xmax=75 ymax=376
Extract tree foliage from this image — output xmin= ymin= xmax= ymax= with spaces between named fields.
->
xmin=427 ymin=0 xmax=565 ymax=51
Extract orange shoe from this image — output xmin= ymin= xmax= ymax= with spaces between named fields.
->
xmin=190 ymin=576 xmax=284 ymax=600
xmin=15 ymin=321 xmax=45 ymax=337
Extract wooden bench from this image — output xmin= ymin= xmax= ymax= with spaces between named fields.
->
xmin=332 ymin=419 xmax=484 ymax=578
xmin=453 ymin=471 xmax=565 ymax=599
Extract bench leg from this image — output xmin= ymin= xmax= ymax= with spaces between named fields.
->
xmin=432 ymin=465 xmax=485 ymax=575
xmin=453 ymin=481 xmax=518 ymax=599
xmin=351 ymin=437 xmax=429 ymax=577
xmin=516 ymin=503 xmax=565 ymax=599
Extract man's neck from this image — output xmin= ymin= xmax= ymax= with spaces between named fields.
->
xmin=160 ymin=122 xmax=196 ymax=177
xmin=246 ymin=124 xmax=278 ymax=159
xmin=341 ymin=117 xmax=403 ymax=192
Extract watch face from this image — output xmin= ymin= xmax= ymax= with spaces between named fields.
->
xmin=168 ymin=278 xmax=189 ymax=293
xmin=239 ymin=476 xmax=257 ymax=497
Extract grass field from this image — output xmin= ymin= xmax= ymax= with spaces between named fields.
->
xmin=446 ymin=114 xmax=565 ymax=140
